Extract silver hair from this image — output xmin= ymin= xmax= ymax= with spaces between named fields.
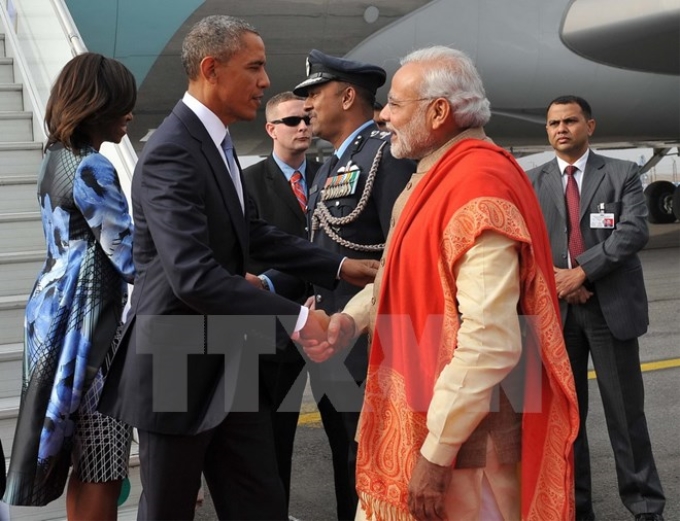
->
xmin=400 ymin=46 xmax=491 ymax=128
xmin=181 ymin=15 xmax=258 ymax=80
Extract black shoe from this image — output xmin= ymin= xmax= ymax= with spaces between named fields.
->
xmin=634 ymin=514 xmax=664 ymax=521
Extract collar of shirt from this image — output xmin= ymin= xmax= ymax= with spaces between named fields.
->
xmin=182 ymin=92 xmax=229 ymax=154
xmin=556 ymin=148 xmax=589 ymax=191
xmin=334 ymin=120 xmax=375 ymax=161
xmin=272 ymin=152 xmax=307 ymax=183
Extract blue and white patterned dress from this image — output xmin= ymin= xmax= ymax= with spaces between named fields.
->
xmin=3 ymin=143 xmax=134 ymax=506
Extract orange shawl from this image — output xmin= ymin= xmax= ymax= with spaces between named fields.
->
xmin=356 ymin=139 xmax=579 ymax=520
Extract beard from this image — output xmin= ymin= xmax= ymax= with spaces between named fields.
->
xmin=389 ymin=112 xmax=435 ymax=160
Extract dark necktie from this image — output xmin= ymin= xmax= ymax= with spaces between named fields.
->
xmin=290 ymin=171 xmax=307 ymax=213
xmin=565 ymin=165 xmax=585 ymax=264
xmin=221 ymin=133 xmax=244 ymax=212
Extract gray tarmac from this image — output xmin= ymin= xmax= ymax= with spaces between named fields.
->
xmin=196 ymin=222 xmax=680 ymax=521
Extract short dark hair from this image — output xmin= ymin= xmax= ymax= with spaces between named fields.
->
xmin=334 ymin=81 xmax=376 ymax=112
xmin=45 ymin=52 xmax=137 ymax=153
xmin=181 ymin=15 xmax=258 ymax=80
xmin=265 ymin=91 xmax=304 ymax=121
xmin=547 ymin=95 xmax=592 ymax=119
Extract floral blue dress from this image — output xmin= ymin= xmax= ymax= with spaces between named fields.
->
xmin=3 ymin=143 xmax=134 ymax=506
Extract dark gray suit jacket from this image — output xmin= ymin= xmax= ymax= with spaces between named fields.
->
xmin=527 ymin=151 xmax=649 ymax=340
xmin=99 ymin=101 xmax=342 ymax=435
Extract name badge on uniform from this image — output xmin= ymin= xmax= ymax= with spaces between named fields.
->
xmin=321 ymin=161 xmax=361 ymax=201
xmin=590 ymin=212 xmax=615 ymax=229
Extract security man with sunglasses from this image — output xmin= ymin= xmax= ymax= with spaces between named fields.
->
xmin=242 ymin=91 xmax=322 ymax=508
xmin=291 ymin=50 xmax=414 ymax=520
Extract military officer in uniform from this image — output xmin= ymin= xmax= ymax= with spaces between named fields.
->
xmin=292 ymin=49 xmax=415 ymax=520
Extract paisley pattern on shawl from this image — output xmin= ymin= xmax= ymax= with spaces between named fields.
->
xmin=355 ymin=139 xmax=579 ymax=521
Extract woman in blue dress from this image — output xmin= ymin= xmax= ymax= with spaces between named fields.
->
xmin=3 ymin=52 xmax=136 ymax=521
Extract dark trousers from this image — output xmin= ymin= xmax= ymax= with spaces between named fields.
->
xmin=314 ymin=394 xmax=360 ymax=521
xmin=564 ymin=296 xmax=665 ymax=518
xmin=260 ymin=347 xmax=364 ymax=521
xmin=259 ymin=354 xmax=307 ymax=508
xmin=308 ymin=359 xmax=364 ymax=521
xmin=136 ymin=410 xmax=286 ymax=521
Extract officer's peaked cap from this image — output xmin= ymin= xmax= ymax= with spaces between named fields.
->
xmin=293 ymin=49 xmax=386 ymax=97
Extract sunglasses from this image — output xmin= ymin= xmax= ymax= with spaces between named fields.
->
xmin=270 ymin=115 xmax=311 ymax=127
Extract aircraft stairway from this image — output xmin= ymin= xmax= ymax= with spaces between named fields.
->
xmin=0 ymin=2 xmax=141 ymax=518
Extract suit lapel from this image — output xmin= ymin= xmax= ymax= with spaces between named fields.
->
xmin=306 ymin=161 xmax=320 ymax=187
xmin=579 ymin=153 xmax=606 ymax=220
xmin=266 ymin=157 xmax=306 ymax=224
xmin=543 ymin=159 xmax=567 ymax=220
xmin=175 ymin=102 xmax=248 ymax=255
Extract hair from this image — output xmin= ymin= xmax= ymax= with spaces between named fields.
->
xmin=334 ymin=81 xmax=376 ymax=112
xmin=44 ymin=52 xmax=136 ymax=152
xmin=181 ymin=15 xmax=259 ymax=80
xmin=400 ymin=46 xmax=490 ymax=128
xmin=546 ymin=95 xmax=593 ymax=119
xmin=265 ymin=91 xmax=304 ymax=121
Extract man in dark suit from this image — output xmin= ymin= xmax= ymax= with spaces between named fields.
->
xmin=291 ymin=50 xmax=415 ymax=520
xmin=98 ymin=16 xmax=377 ymax=521
xmin=527 ymin=95 xmax=665 ymax=521
xmin=242 ymin=91 xmax=322 ymax=507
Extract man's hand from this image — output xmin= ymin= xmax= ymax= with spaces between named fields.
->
xmin=563 ymin=285 xmax=594 ymax=305
xmin=327 ymin=313 xmax=358 ymax=351
xmin=340 ymin=258 xmax=379 ymax=288
xmin=296 ymin=312 xmax=357 ymax=363
xmin=407 ymin=455 xmax=451 ymax=520
xmin=554 ymin=266 xmax=587 ymax=298
xmin=298 ymin=309 xmax=329 ymax=342
xmin=303 ymin=295 xmax=316 ymax=310
xmin=295 ymin=310 xmax=335 ymax=363
xmin=245 ymin=272 xmax=263 ymax=289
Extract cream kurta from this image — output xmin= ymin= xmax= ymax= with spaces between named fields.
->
xmin=346 ymin=129 xmax=522 ymax=520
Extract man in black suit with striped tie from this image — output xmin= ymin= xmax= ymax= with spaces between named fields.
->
xmin=242 ymin=91 xmax=322 ymax=508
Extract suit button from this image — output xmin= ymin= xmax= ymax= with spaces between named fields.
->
xmin=562 ymin=253 xmax=567 ymax=259
xmin=371 ymin=297 xmax=376 ymax=305
xmin=315 ymin=294 xmax=323 ymax=303
xmin=380 ymin=258 xmax=385 ymax=266
xmin=304 ymin=226 xmax=309 ymax=233
xmin=391 ymin=218 xmax=395 ymax=227
xmin=243 ymin=333 xmax=248 ymax=341
xmin=407 ymin=182 xmax=413 ymax=190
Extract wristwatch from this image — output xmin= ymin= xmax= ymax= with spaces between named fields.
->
xmin=258 ymin=275 xmax=271 ymax=292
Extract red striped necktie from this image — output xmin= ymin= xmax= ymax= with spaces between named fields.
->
xmin=290 ymin=171 xmax=307 ymax=213
xmin=565 ymin=165 xmax=585 ymax=264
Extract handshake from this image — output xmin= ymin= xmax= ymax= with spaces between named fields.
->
xmin=293 ymin=310 xmax=359 ymax=363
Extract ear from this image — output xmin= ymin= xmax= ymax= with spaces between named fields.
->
xmin=200 ymin=56 xmax=220 ymax=83
xmin=341 ymin=86 xmax=356 ymax=110
xmin=586 ymin=118 xmax=596 ymax=136
xmin=265 ymin=122 xmax=277 ymax=139
xmin=430 ymin=98 xmax=451 ymax=131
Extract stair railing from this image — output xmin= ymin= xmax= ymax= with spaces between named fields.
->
xmin=0 ymin=0 xmax=137 ymax=197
